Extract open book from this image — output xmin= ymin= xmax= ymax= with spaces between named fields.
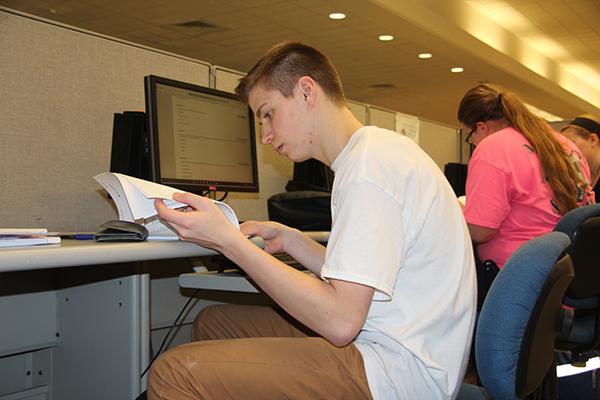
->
xmin=93 ymin=172 xmax=239 ymax=240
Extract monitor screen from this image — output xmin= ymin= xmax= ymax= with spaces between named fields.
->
xmin=144 ymin=75 xmax=259 ymax=193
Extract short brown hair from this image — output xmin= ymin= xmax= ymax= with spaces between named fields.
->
xmin=235 ymin=41 xmax=345 ymax=105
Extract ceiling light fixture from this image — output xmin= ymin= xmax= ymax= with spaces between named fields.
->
xmin=378 ymin=34 xmax=394 ymax=42
xmin=418 ymin=53 xmax=432 ymax=59
xmin=328 ymin=12 xmax=346 ymax=20
xmin=451 ymin=67 xmax=464 ymax=73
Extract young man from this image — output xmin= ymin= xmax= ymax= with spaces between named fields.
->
xmin=148 ymin=42 xmax=476 ymax=400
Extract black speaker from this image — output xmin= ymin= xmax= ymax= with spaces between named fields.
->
xmin=286 ymin=158 xmax=334 ymax=192
xmin=268 ymin=191 xmax=332 ymax=231
xmin=109 ymin=111 xmax=150 ymax=180
xmin=444 ymin=162 xmax=468 ymax=197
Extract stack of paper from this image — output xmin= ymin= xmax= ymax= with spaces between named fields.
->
xmin=0 ymin=228 xmax=61 ymax=248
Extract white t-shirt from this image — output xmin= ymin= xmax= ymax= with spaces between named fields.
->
xmin=322 ymin=126 xmax=476 ymax=399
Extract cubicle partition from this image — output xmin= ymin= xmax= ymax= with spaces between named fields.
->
xmin=0 ymin=10 xmax=209 ymax=233
xmin=0 ymin=10 xmax=247 ymax=400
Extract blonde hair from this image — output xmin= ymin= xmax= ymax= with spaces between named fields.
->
xmin=458 ymin=83 xmax=587 ymax=214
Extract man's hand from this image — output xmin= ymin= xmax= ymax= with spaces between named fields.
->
xmin=154 ymin=192 xmax=244 ymax=251
xmin=240 ymin=220 xmax=291 ymax=254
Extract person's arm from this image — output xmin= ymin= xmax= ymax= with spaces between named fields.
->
xmin=220 ymin=237 xmax=374 ymax=346
xmin=155 ymin=194 xmax=373 ymax=346
xmin=467 ymin=223 xmax=497 ymax=243
xmin=464 ymin=152 xmax=509 ymax=244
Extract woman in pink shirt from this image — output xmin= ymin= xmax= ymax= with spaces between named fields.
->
xmin=457 ymin=83 xmax=593 ymax=309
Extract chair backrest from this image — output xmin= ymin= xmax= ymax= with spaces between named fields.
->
xmin=475 ymin=232 xmax=574 ymax=399
xmin=564 ymin=216 xmax=600 ymax=299
xmin=554 ymin=204 xmax=600 ymax=359
xmin=554 ymin=203 xmax=600 ymax=238
xmin=554 ymin=203 xmax=600 ymax=301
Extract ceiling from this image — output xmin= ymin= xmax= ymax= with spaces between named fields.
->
xmin=2 ymin=0 xmax=599 ymax=127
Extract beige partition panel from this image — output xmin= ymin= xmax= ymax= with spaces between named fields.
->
xmin=0 ymin=10 xmax=210 ymax=232
xmin=368 ymin=106 xmax=397 ymax=131
xmin=212 ymin=65 xmax=244 ymax=94
xmin=418 ymin=120 xmax=461 ymax=171
xmin=348 ymin=101 xmax=368 ymax=124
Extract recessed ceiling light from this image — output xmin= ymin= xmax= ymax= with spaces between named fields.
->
xmin=329 ymin=12 xmax=346 ymax=20
xmin=378 ymin=35 xmax=394 ymax=42
xmin=451 ymin=67 xmax=464 ymax=73
xmin=418 ymin=53 xmax=432 ymax=59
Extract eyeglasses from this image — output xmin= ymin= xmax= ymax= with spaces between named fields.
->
xmin=465 ymin=127 xmax=475 ymax=144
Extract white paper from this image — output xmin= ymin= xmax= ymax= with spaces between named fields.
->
xmin=0 ymin=228 xmax=48 ymax=236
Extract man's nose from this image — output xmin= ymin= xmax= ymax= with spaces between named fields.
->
xmin=260 ymin=126 xmax=273 ymax=145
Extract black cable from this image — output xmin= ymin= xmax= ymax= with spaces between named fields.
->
xmin=140 ymin=289 xmax=200 ymax=378
xmin=216 ymin=191 xmax=228 ymax=202
xmin=199 ymin=190 xmax=228 ymax=201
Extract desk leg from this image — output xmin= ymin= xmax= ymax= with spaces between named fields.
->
xmin=139 ymin=273 xmax=150 ymax=391
xmin=53 ymin=273 xmax=149 ymax=400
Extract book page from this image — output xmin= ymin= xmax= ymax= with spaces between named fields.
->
xmin=93 ymin=173 xmax=240 ymax=235
xmin=118 ymin=174 xmax=239 ymax=228
xmin=144 ymin=219 xmax=178 ymax=240
xmin=93 ymin=173 xmax=134 ymax=220
xmin=117 ymin=177 xmax=168 ymax=220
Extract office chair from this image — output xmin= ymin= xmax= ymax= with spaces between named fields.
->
xmin=553 ymin=203 xmax=600 ymax=364
xmin=458 ymin=232 xmax=574 ymax=400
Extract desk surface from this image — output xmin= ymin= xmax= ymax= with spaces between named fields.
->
xmin=0 ymin=239 xmax=219 ymax=273
xmin=0 ymin=232 xmax=329 ymax=273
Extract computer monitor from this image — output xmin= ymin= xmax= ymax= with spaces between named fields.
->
xmin=144 ymin=75 xmax=259 ymax=193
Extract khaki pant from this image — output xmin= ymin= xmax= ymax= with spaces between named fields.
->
xmin=147 ymin=304 xmax=373 ymax=399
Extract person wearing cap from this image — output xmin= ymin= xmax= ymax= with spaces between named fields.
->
xmin=561 ymin=115 xmax=600 ymax=201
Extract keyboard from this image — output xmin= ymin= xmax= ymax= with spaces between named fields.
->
xmin=206 ymin=252 xmax=304 ymax=274
xmin=272 ymin=252 xmax=304 ymax=270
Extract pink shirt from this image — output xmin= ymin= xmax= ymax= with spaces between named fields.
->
xmin=464 ymin=127 xmax=592 ymax=268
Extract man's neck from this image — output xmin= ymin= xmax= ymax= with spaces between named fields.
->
xmin=313 ymin=101 xmax=363 ymax=166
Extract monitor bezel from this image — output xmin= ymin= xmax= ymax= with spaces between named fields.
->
xmin=144 ymin=75 xmax=259 ymax=193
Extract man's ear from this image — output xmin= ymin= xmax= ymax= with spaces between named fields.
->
xmin=590 ymin=133 xmax=599 ymax=147
xmin=297 ymin=76 xmax=316 ymax=103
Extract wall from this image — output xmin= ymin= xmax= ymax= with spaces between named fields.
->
xmin=0 ymin=10 xmax=293 ymax=231
xmin=418 ymin=120 xmax=462 ymax=171
xmin=0 ymin=10 xmax=207 ymax=231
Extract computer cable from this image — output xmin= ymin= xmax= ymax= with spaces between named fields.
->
xmin=216 ymin=192 xmax=228 ymax=202
xmin=140 ymin=289 xmax=199 ymax=378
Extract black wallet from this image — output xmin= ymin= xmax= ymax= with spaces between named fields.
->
xmin=94 ymin=220 xmax=149 ymax=242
